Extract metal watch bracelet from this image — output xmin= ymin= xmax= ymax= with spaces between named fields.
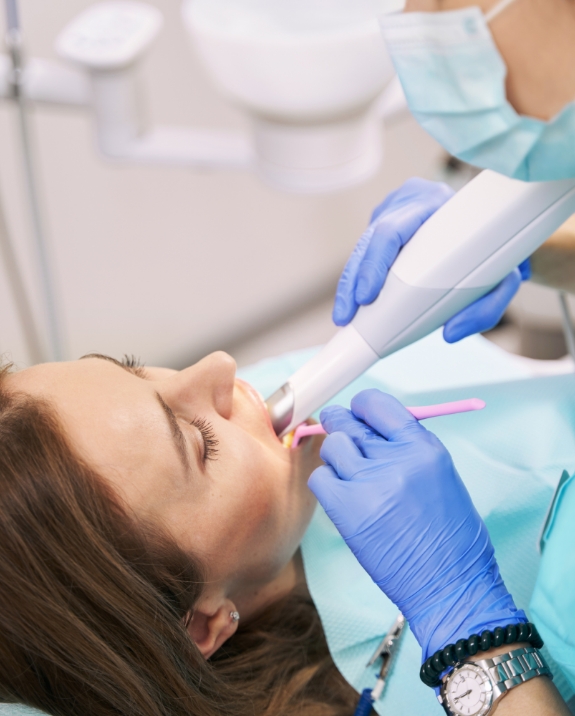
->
xmin=477 ymin=646 xmax=551 ymax=699
xmin=439 ymin=646 xmax=552 ymax=716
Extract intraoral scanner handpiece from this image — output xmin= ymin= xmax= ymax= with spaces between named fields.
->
xmin=267 ymin=170 xmax=575 ymax=437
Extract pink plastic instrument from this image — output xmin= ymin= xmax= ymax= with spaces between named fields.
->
xmin=290 ymin=398 xmax=486 ymax=448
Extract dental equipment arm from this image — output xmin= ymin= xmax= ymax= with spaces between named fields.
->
xmin=267 ymin=170 xmax=575 ymax=436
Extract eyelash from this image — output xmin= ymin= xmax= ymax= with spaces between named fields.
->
xmin=118 ymin=355 xmax=218 ymax=462
xmin=120 ymin=355 xmax=148 ymax=379
xmin=191 ymin=417 xmax=219 ymax=462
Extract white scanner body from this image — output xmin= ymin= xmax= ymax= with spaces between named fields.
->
xmin=266 ymin=170 xmax=575 ymax=437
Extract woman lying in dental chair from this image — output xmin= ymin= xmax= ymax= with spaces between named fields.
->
xmin=0 ymin=352 xmax=355 ymax=716
xmin=3 ymin=333 xmax=575 ymax=716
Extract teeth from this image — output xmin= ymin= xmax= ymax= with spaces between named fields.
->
xmin=282 ymin=430 xmax=295 ymax=449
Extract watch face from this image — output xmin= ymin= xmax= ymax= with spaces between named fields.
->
xmin=443 ymin=664 xmax=493 ymax=716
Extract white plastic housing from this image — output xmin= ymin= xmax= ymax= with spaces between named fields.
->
xmin=182 ymin=0 xmax=402 ymax=192
xmin=55 ymin=2 xmax=163 ymax=70
xmin=275 ymin=171 xmax=575 ymax=434
xmin=282 ymin=326 xmax=378 ymax=433
xmin=53 ymin=2 xmax=253 ymax=169
xmin=354 ymin=171 xmax=575 ymax=357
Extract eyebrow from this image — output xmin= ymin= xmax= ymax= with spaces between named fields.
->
xmin=154 ymin=392 xmax=191 ymax=473
xmin=81 ymin=353 xmax=190 ymax=472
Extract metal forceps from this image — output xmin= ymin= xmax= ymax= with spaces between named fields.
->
xmin=353 ymin=613 xmax=406 ymax=715
xmin=368 ymin=613 xmax=406 ymax=700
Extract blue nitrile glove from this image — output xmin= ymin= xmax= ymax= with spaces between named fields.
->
xmin=333 ymin=178 xmax=531 ymax=342
xmin=308 ymin=389 xmax=526 ymax=661
xmin=443 ymin=258 xmax=531 ymax=343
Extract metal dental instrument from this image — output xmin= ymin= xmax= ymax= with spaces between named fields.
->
xmin=267 ymin=171 xmax=575 ymax=437
xmin=353 ymin=613 xmax=406 ymax=716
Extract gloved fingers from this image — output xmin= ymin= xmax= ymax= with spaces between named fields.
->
xmin=332 ymin=229 xmax=373 ymax=326
xmin=307 ymin=464 xmax=340 ymax=499
xmin=319 ymin=431 xmax=366 ymax=481
xmin=443 ymin=268 xmax=522 ymax=344
xmin=320 ymin=405 xmax=387 ymax=458
xmin=336 ymin=179 xmax=454 ymax=323
xmin=350 ymin=389 xmax=425 ymax=443
xmin=370 ymin=178 xmax=454 ymax=223
xmin=356 ymin=191 xmax=454 ymax=306
xmin=320 ymin=405 xmax=377 ymax=442
xmin=355 ymin=223 xmax=401 ymax=304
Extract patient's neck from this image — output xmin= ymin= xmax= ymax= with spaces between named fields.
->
xmin=233 ymin=549 xmax=309 ymax=623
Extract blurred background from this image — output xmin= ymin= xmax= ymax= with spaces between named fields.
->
xmin=0 ymin=0 xmax=573 ymax=372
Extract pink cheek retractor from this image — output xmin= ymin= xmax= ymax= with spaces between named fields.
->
xmin=288 ymin=398 xmax=486 ymax=448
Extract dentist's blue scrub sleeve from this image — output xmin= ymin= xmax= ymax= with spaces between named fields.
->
xmin=531 ymin=471 xmax=575 ymax=691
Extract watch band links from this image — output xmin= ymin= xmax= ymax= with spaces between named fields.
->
xmin=474 ymin=646 xmax=552 ymax=701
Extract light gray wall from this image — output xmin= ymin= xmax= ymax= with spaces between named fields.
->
xmin=0 ymin=0 xmax=444 ymax=368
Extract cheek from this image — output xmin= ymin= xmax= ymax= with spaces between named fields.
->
xmin=194 ymin=438 xmax=295 ymax=581
xmin=218 ymin=442 xmax=284 ymax=543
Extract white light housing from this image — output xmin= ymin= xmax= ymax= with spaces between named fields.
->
xmin=182 ymin=0 xmax=402 ymax=193
xmin=55 ymin=1 xmax=163 ymax=70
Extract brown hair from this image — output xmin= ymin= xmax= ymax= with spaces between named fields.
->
xmin=0 ymin=366 xmax=361 ymax=716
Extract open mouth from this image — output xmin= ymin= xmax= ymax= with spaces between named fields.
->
xmin=234 ymin=378 xmax=283 ymax=444
xmin=282 ymin=418 xmax=319 ymax=450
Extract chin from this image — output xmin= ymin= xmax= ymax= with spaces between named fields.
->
xmin=292 ymin=432 xmax=325 ymax=477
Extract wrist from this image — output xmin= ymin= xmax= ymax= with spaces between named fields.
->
xmin=438 ymin=644 xmax=553 ymax=716
xmin=408 ymin=568 xmax=526 ymax=662
xmin=424 ymin=611 xmax=528 ymax=663
xmin=420 ymin=622 xmax=543 ymax=690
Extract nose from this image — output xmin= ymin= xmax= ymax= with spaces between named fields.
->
xmin=163 ymin=351 xmax=237 ymax=419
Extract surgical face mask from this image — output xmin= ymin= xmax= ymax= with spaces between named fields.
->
xmin=379 ymin=0 xmax=575 ymax=181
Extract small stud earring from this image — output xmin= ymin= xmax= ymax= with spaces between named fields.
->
xmin=230 ymin=610 xmax=240 ymax=623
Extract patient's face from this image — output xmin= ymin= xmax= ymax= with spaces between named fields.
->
xmin=8 ymin=353 xmax=320 ymax=610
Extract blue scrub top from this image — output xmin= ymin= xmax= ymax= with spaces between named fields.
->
xmin=531 ymin=470 xmax=575 ymax=691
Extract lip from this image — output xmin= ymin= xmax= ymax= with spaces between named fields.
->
xmin=234 ymin=378 xmax=281 ymax=442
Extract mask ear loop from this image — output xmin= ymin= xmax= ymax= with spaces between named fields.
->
xmin=485 ymin=0 xmax=519 ymax=23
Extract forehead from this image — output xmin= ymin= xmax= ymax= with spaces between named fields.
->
xmin=8 ymin=358 xmax=130 ymax=393
xmin=7 ymin=359 xmax=185 ymax=511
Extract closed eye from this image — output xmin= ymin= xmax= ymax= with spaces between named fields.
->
xmin=80 ymin=353 xmax=149 ymax=379
xmin=190 ymin=417 xmax=219 ymax=462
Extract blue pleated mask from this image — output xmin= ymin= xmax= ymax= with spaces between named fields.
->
xmin=379 ymin=0 xmax=575 ymax=181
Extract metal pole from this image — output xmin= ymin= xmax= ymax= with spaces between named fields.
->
xmin=559 ymin=291 xmax=575 ymax=367
xmin=4 ymin=0 xmax=64 ymax=361
xmin=0 ymin=190 xmax=44 ymax=363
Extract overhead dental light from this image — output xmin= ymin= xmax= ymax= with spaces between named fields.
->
xmin=44 ymin=0 xmax=406 ymax=194
xmin=182 ymin=0 xmax=404 ymax=192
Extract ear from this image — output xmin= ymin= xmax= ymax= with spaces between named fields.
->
xmin=187 ymin=598 xmax=239 ymax=659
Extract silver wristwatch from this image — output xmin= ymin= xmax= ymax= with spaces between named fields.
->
xmin=438 ymin=646 xmax=552 ymax=715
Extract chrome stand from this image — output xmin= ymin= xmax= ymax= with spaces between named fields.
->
xmin=4 ymin=0 xmax=64 ymax=361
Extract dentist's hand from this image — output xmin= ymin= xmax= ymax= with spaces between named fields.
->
xmin=333 ymin=178 xmax=531 ymax=342
xmin=308 ymin=390 xmax=526 ymax=660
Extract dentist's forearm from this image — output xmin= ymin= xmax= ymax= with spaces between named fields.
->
xmin=463 ymin=644 xmax=570 ymax=715
xmin=494 ymin=676 xmax=569 ymax=715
